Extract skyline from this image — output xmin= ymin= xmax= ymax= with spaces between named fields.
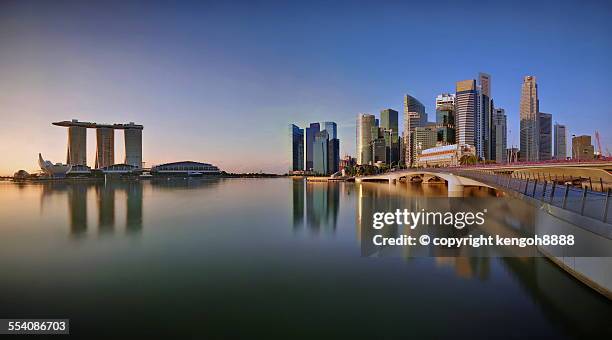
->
xmin=1 ymin=0 xmax=611 ymax=175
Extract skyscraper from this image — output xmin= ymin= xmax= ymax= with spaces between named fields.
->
xmin=572 ymin=135 xmax=594 ymax=160
xmin=357 ymin=114 xmax=375 ymax=165
xmin=520 ymin=76 xmax=539 ymax=162
xmin=313 ymin=130 xmax=329 ymax=174
xmin=413 ymin=125 xmax=437 ymax=158
xmin=323 ymin=121 xmax=339 ymax=174
xmin=380 ymin=109 xmax=400 ymax=165
xmin=477 ymin=73 xmax=492 ymax=160
xmin=289 ymin=124 xmax=304 ymax=171
xmin=95 ymin=127 xmax=114 ymax=169
xmin=403 ymin=94 xmax=426 ymax=167
xmin=327 ymin=138 xmax=340 ymax=174
xmin=538 ymin=112 xmax=552 ymax=161
xmin=455 ymin=79 xmax=478 ymax=150
xmin=124 ymin=125 xmax=143 ymax=168
xmin=554 ymin=123 xmax=567 ymax=160
xmin=323 ymin=121 xmax=337 ymax=140
xmin=491 ymin=108 xmax=507 ymax=163
xmin=67 ymin=124 xmax=87 ymax=166
xmin=305 ymin=123 xmax=320 ymax=171
xmin=435 ymin=93 xmax=455 ymax=145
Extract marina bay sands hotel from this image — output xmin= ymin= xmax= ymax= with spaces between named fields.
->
xmin=53 ymin=119 xmax=143 ymax=169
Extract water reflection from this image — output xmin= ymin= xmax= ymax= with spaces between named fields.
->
xmin=292 ymin=179 xmax=339 ymax=233
xmin=69 ymin=183 xmax=88 ymax=237
xmin=40 ymin=180 xmax=145 ymax=237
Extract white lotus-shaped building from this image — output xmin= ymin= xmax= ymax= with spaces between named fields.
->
xmin=38 ymin=153 xmax=71 ymax=177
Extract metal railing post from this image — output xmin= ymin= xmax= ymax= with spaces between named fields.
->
xmin=532 ymin=179 xmax=538 ymax=197
xmin=589 ymin=177 xmax=593 ymax=191
xmin=550 ymin=182 xmax=556 ymax=203
xmin=580 ymin=187 xmax=587 ymax=215
xmin=562 ymin=184 xmax=569 ymax=209
xmin=524 ymin=178 xmax=530 ymax=195
xmin=603 ymin=189 xmax=611 ymax=223
xmin=541 ymin=181 xmax=547 ymax=200
xmin=600 ymin=178 xmax=604 ymax=192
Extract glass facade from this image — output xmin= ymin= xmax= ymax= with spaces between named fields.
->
xmin=305 ymin=123 xmax=320 ymax=171
xmin=313 ymin=130 xmax=329 ymax=175
xmin=289 ymin=124 xmax=304 ymax=171
xmin=539 ymin=112 xmax=552 ymax=161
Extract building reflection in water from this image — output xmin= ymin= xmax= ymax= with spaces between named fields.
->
xmin=292 ymin=179 xmax=339 ymax=234
xmin=292 ymin=179 xmax=304 ymax=228
xmin=96 ymin=182 xmax=115 ymax=233
xmin=40 ymin=180 xmax=146 ymax=238
xmin=68 ymin=183 xmax=88 ymax=237
xmin=126 ymin=181 xmax=143 ymax=233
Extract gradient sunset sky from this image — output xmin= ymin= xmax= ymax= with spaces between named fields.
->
xmin=1 ymin=0 xmax=611 ymax=175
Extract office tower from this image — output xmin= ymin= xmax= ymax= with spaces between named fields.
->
xmin=305 ymin=123 xmax=320 ymax=171
xmin=371 ymin=138 xmax=387 ymax=164
xmin=313 ymin=130 xmax=329 ymax=174
xmin=67 ymin=125 xmax=87 ymax=166
xmin=572 ymin=135 xmax=594 ymax=160
xmin=491 ymin=108 xmax=507 ymax=163
xmin=380 ymin=109 xmax=399 ymax=131
xmin=413 ymin=125 xmax=437 ymax=158
xmin=455 ymin=80 xmax=478 ymax=150
xmin=327 ymin=138 xmax=340 ymax=174
xmin=520 ymin=76 xmax=539 ymax=162
xmin=539 ymin=112 xmax=552 ymax=161
xmin=95 ymin=127 xmax=114 ymax=169
xmin=435 ymin=93 xmax=455 ymax=144
xmin=554 ymin=123 xmax=567 ymax=160
xmin=357 ymin=114 xmax=376 ymax=165
xmin=477 ymin=73 xmax=492 ymax=160
xmin=124 ymin=125 xmax=143 ymax=168
xmin=323 ymin=121 xmax=337 ymax=140
xmin=380 ymin=109 xmax=400 ymax=165
xmin=289 ymin=124 xmax=304 ymax=171
xmin=403 ymin=94 xmax=426 ymax=166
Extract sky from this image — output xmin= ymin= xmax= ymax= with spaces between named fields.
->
xmin=1 ymin=0 xmax=611 ymax=175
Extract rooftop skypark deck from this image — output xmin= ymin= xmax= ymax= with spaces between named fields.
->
xmin=52 ymin=120 xmax=143 ymax=130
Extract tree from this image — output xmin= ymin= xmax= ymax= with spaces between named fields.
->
xmin=460 ymin=155 xmax=478 ymax=165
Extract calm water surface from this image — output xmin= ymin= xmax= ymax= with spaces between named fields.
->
xmin=0 ymin=178 xmax=610 ymax=338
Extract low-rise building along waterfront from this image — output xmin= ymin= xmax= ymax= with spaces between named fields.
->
xmin=416 ymin=144 xmax=476 ymax=168
xmin=151 ymin=161 xmax=221 ymax=176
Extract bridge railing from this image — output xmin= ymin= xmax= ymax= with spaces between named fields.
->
xmin=448 ymin=169 xmax=611 ymax=224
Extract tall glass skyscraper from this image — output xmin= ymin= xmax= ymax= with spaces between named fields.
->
xmin=313 ymin=130 xmax=329 ymax=175
xmin=323 ymin=121 xmax=339 ymax=174
xmin=520 ymin=76 xmax=539 ymax=162
xmin=491 ymin=108 xmax=507 ymax=163
xmin=305 ymin=123 xmax=320 ymax=171
xmin=554 ymin=123 xmax=567 ymax=160
xmin=455 ymin=79 xmax=478 ymax=150
xmin=380 ymin=109 xmax=400 ymax=165
xmin=477 ymin=72 xmax=492 ymax=160
xmin=435 ymin=93 xmax=455 ymax=145
xmin=289 ymin=124 xmax=304 ymax=171
xmin=323 ymin=121 xmax=337 ymax=140
xmin=539 ymin=112 xmax=552 ymax=161
xmin=403 ymin=95 xmax=426 ymax=167
xmin=357 ymin=114 xmax=376 ymax=165
xmin=327 ymin=138 xmax=340 ymax=174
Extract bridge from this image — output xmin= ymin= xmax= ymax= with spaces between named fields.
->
xmin=355 ymin=170 xmax=493 ymax=197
